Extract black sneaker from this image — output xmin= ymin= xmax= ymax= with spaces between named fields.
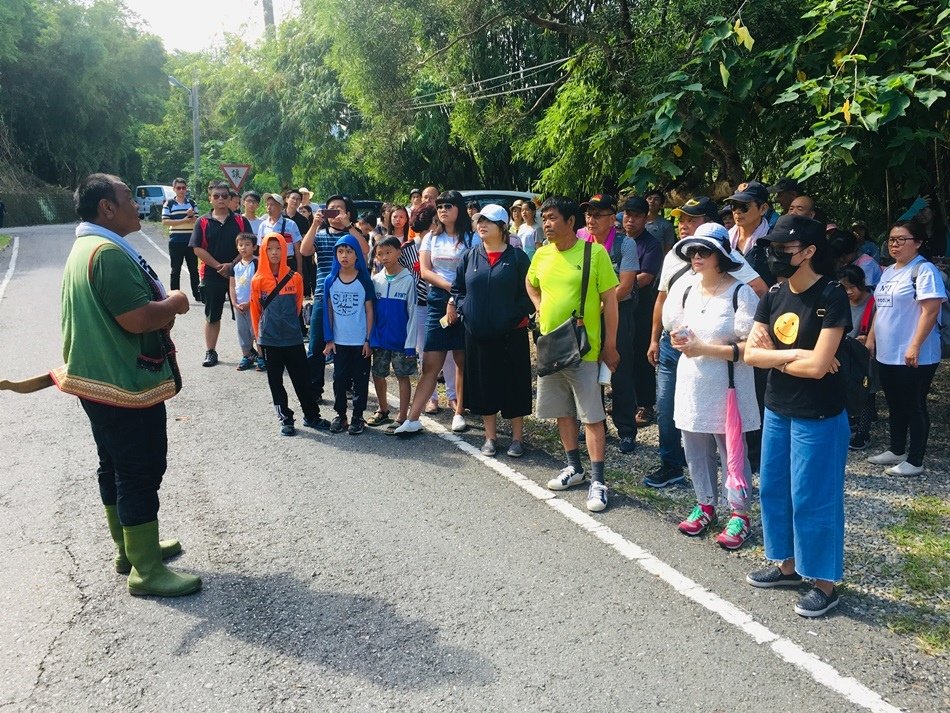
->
xmin=745 ymin=565 xmax=805 ymax=588
xmin=202 ymin=349 xmax=218 ymax=367
xmin=280 ymin=422 xmax=296 ymax=437
xmin=794 ymin=586 xmax=840 ymax=618
xmin=348 ymin=418 xmax=366 ymax=435
xmin=643 ymin=464 xmax=685 ymax=488
xmin=329 ymin=415 xmax=347 ymax=433
xmin=618 ymin=436 xmax=636 ymax=454
xmin=849 ymin=432 xmax=871 ymax=451
xmin=303 ymin=416 xmax=330 ymax=430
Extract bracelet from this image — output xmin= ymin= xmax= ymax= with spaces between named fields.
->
xmin=780 ymin=362 xmax=788 ymax=373
xmin=729 ymin=343 xmax=739 ymax=363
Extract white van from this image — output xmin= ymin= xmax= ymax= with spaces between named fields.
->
xmin=135 ymin=185 xmax=175 ymax=219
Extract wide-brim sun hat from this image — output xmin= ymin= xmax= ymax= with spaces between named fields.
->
xmin=673 ymin=223 xmax=742 ymax=272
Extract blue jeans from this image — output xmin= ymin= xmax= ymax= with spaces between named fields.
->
xmin=760 ymin=408 xmax=849 ymax=582
xmin=655 ymin=331 xmax=686 ymax=469
xmin=307 ymin=298 xmax=326 ymax=396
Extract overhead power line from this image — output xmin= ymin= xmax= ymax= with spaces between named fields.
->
xmin=401 ymin=81 xmax=562 ymax=112
xmin=404 ymin=56 xmax=572 ymax=104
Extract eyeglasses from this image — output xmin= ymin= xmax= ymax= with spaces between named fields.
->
xmin=174 ymin=185 xmax=187 ymax=190
xmin=685 ymin=247 xmax=714 ymax=259
xmin=730 ymin=202 xmax=751 ymax=213
xmin=436 ymin=203 xmax=455 ymax=210
xmin=585 ymin=211 xmax=614 ymax=219
xmin=887 ymin=237 xmax=911 ymax=246
xmin=211 ymin=193 xmax=229 ymax=199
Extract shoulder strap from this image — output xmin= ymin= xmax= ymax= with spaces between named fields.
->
xmin=911 ymin=262 xmax=920 ymax=299
xmin=577 ymin=240 xmax=592 ymax=322
xmin=816 ymin=279 xmax=838 ymax=318
xmin=669 ymin=263 xmax=691 ymax=289
xmin=859 ymin=297 xmax=876 ymax=335
xmin=260 ymin=270 xmax=296 ymax=312
xmin=732 ymin=283 xmax=741 ymax=312
xmin=681 ymin=284 xmax=692 ymax=308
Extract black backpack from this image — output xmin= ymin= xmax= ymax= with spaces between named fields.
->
xmin=816 ymin=281 xmax=870 ymax=415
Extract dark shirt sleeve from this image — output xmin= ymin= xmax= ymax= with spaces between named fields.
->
xmin=187 ymin=218 xmax=203 ymax=249
xmin=639 ymin=236 xmax=662 ymax=277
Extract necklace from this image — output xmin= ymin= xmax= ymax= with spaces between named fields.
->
xmin=699 ymin=274 xmax=727 ymax=313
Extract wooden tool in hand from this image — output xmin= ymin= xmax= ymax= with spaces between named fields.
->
xmin=0 ymin=373 xmax=54 ymax=393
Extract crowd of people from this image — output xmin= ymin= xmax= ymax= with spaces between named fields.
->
xmin=57 ymin=172 xmax=947 ymax=614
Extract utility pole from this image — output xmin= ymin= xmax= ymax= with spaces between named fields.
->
xmin=168 ymin=75 xmax=200 ymax=186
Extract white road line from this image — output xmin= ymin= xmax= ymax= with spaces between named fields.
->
xmin=0 ymin=236 xmax=20 ymax=303
xmin=136 ymin=229 xmax=169 ymax=260
xmin=414 ymin=413 xmax=903 ymax=713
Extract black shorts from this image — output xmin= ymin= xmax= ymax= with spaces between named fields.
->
xmin=203 ymin=279 xmax=229 ymax=323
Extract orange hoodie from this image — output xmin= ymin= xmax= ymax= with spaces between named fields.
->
xmin=250 ymin=232 xmax=304 ymax=345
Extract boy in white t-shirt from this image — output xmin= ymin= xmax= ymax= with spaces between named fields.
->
xmin=229 ymin=233 xmax=262 ymax=371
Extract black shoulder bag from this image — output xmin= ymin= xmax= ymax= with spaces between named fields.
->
xmin=534 ymin=241 xmax=592 ymax=376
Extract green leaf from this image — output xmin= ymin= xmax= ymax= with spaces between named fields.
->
xmin=719 ymin=62 xmax=730 ymax=87
xmin=773 ymin=90 xmax=800 ymax=105
xmin=683 ymin=83 xmax=703 ymax=92
xmin=881 ymin=93 xmax=912 ymax=124
xmin=916 ymin=88 xmax=947 ymax=109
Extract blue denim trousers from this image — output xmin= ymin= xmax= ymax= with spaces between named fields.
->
xmin=307 ymin=297 xmax=326 ymax=395
xmin=759 ymin=407 xmax=849 ymax=582
xmin=655 ymin=331 xmax=686 ymax=469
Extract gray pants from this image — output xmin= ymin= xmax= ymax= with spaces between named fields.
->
xmin=236 ymin=308 xmax=255 ymax=355
xmin=681 ymin=431 xmax=751 ymax=512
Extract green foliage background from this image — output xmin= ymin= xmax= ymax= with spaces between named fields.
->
xmin=0 ymin=0 xmax=947 ymax=235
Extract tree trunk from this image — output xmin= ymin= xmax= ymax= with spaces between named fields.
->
xmin=262 ymin=0 xmax=275 ymax=37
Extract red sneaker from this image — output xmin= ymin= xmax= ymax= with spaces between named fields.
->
xmin=678 ymin=504 xmax=716 ymax=536
xmin=716 ymin=513 xmax=751 ymax=550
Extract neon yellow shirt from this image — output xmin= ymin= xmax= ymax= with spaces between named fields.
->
xmin=527 ymin=238 xmax=619 ymax=361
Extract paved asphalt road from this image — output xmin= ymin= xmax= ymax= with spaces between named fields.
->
xmin=0 ymin=223 xmax=945 ymax=712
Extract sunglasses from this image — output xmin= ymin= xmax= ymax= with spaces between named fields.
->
xmin=766 ymin=245 xmax=806 ymax=258
xmin=585 ymin=211 xmax=614 ymax=219
xmin=730 ymin=202 xmax=751 ymax=213
xmin=211 ymin=193 xmax=229 ymax=199
xmin=685 ymin=247 xmax=714 ymax=259
xmin=436 ymin=203 xmax=455 ymax=210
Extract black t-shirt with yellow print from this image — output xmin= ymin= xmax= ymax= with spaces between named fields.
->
xmin=754 ymin=277 xmax=852 ymax=419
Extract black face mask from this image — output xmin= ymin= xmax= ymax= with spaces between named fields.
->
xmin=767 ymin=247 xmax=805 ymax=279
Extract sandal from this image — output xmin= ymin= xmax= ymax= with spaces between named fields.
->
xmin=424 ymin=402 xmax=440 ymax=414
xmin=384 ymin=419 xmax=404 ymax=435
xmin=366 ymin=410 xmax=391 ymax=427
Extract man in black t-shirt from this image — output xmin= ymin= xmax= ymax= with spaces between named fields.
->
xmin=189 ymin=180 xmax=249 ymax=367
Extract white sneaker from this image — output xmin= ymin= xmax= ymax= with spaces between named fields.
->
xmin=867 ymin=450 xmax=906 ymax=465
xmin=451 ymin=413 xmax=467 ymax=432
xmin=884 ymin=461 xmax=924 ymax=476
xmin=546 ymin=465 xmax=587 ymax=491
xmin=393 ymin=419 xmax=423 ymax=437
xmin=586 ymin=481 xmax=608 ymax=512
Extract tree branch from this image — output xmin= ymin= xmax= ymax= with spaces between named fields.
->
xmin=521 ymin=75 xmax=567 ymax=117
xmin=415 ymin=14 xmax=509 ymax=68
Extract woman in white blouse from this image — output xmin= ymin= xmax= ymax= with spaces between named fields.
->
xmin=669 ymin=225 xmax=760 ymax=550
xmin=866 ymin=220 xmax=947 ymax=476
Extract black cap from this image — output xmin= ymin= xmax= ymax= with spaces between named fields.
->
xmin=757 ymin=214 xmax=826 ymax=247
xmin=671 ymin=197 xmax=718 ymax=219
xmin=769 ymin=177 xmax=801 ymax=194
xmin=580 ymin=194 xmax=617 ymax=212
xmin=621 ymin=196 xmax=649 ymax=214
xmin=409 ymin=187 xmax=422 ymax=197
xmin=726 ymin=181 xmax=770 ymax=204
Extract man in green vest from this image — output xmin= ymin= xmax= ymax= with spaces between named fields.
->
xmin=53 ymin=173 xmax=201 ymax=597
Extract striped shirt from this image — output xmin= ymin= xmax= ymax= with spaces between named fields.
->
xmin=398 ymin=238 xmax=428 ymax=304
xmin=313 ymin=229 xmax=352 ymax=296
xmin=162 ymin=199 xmax=197 ymax=244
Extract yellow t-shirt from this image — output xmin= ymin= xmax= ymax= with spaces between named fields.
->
xmin=527 ymin=239 xmax=619 ymax=361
